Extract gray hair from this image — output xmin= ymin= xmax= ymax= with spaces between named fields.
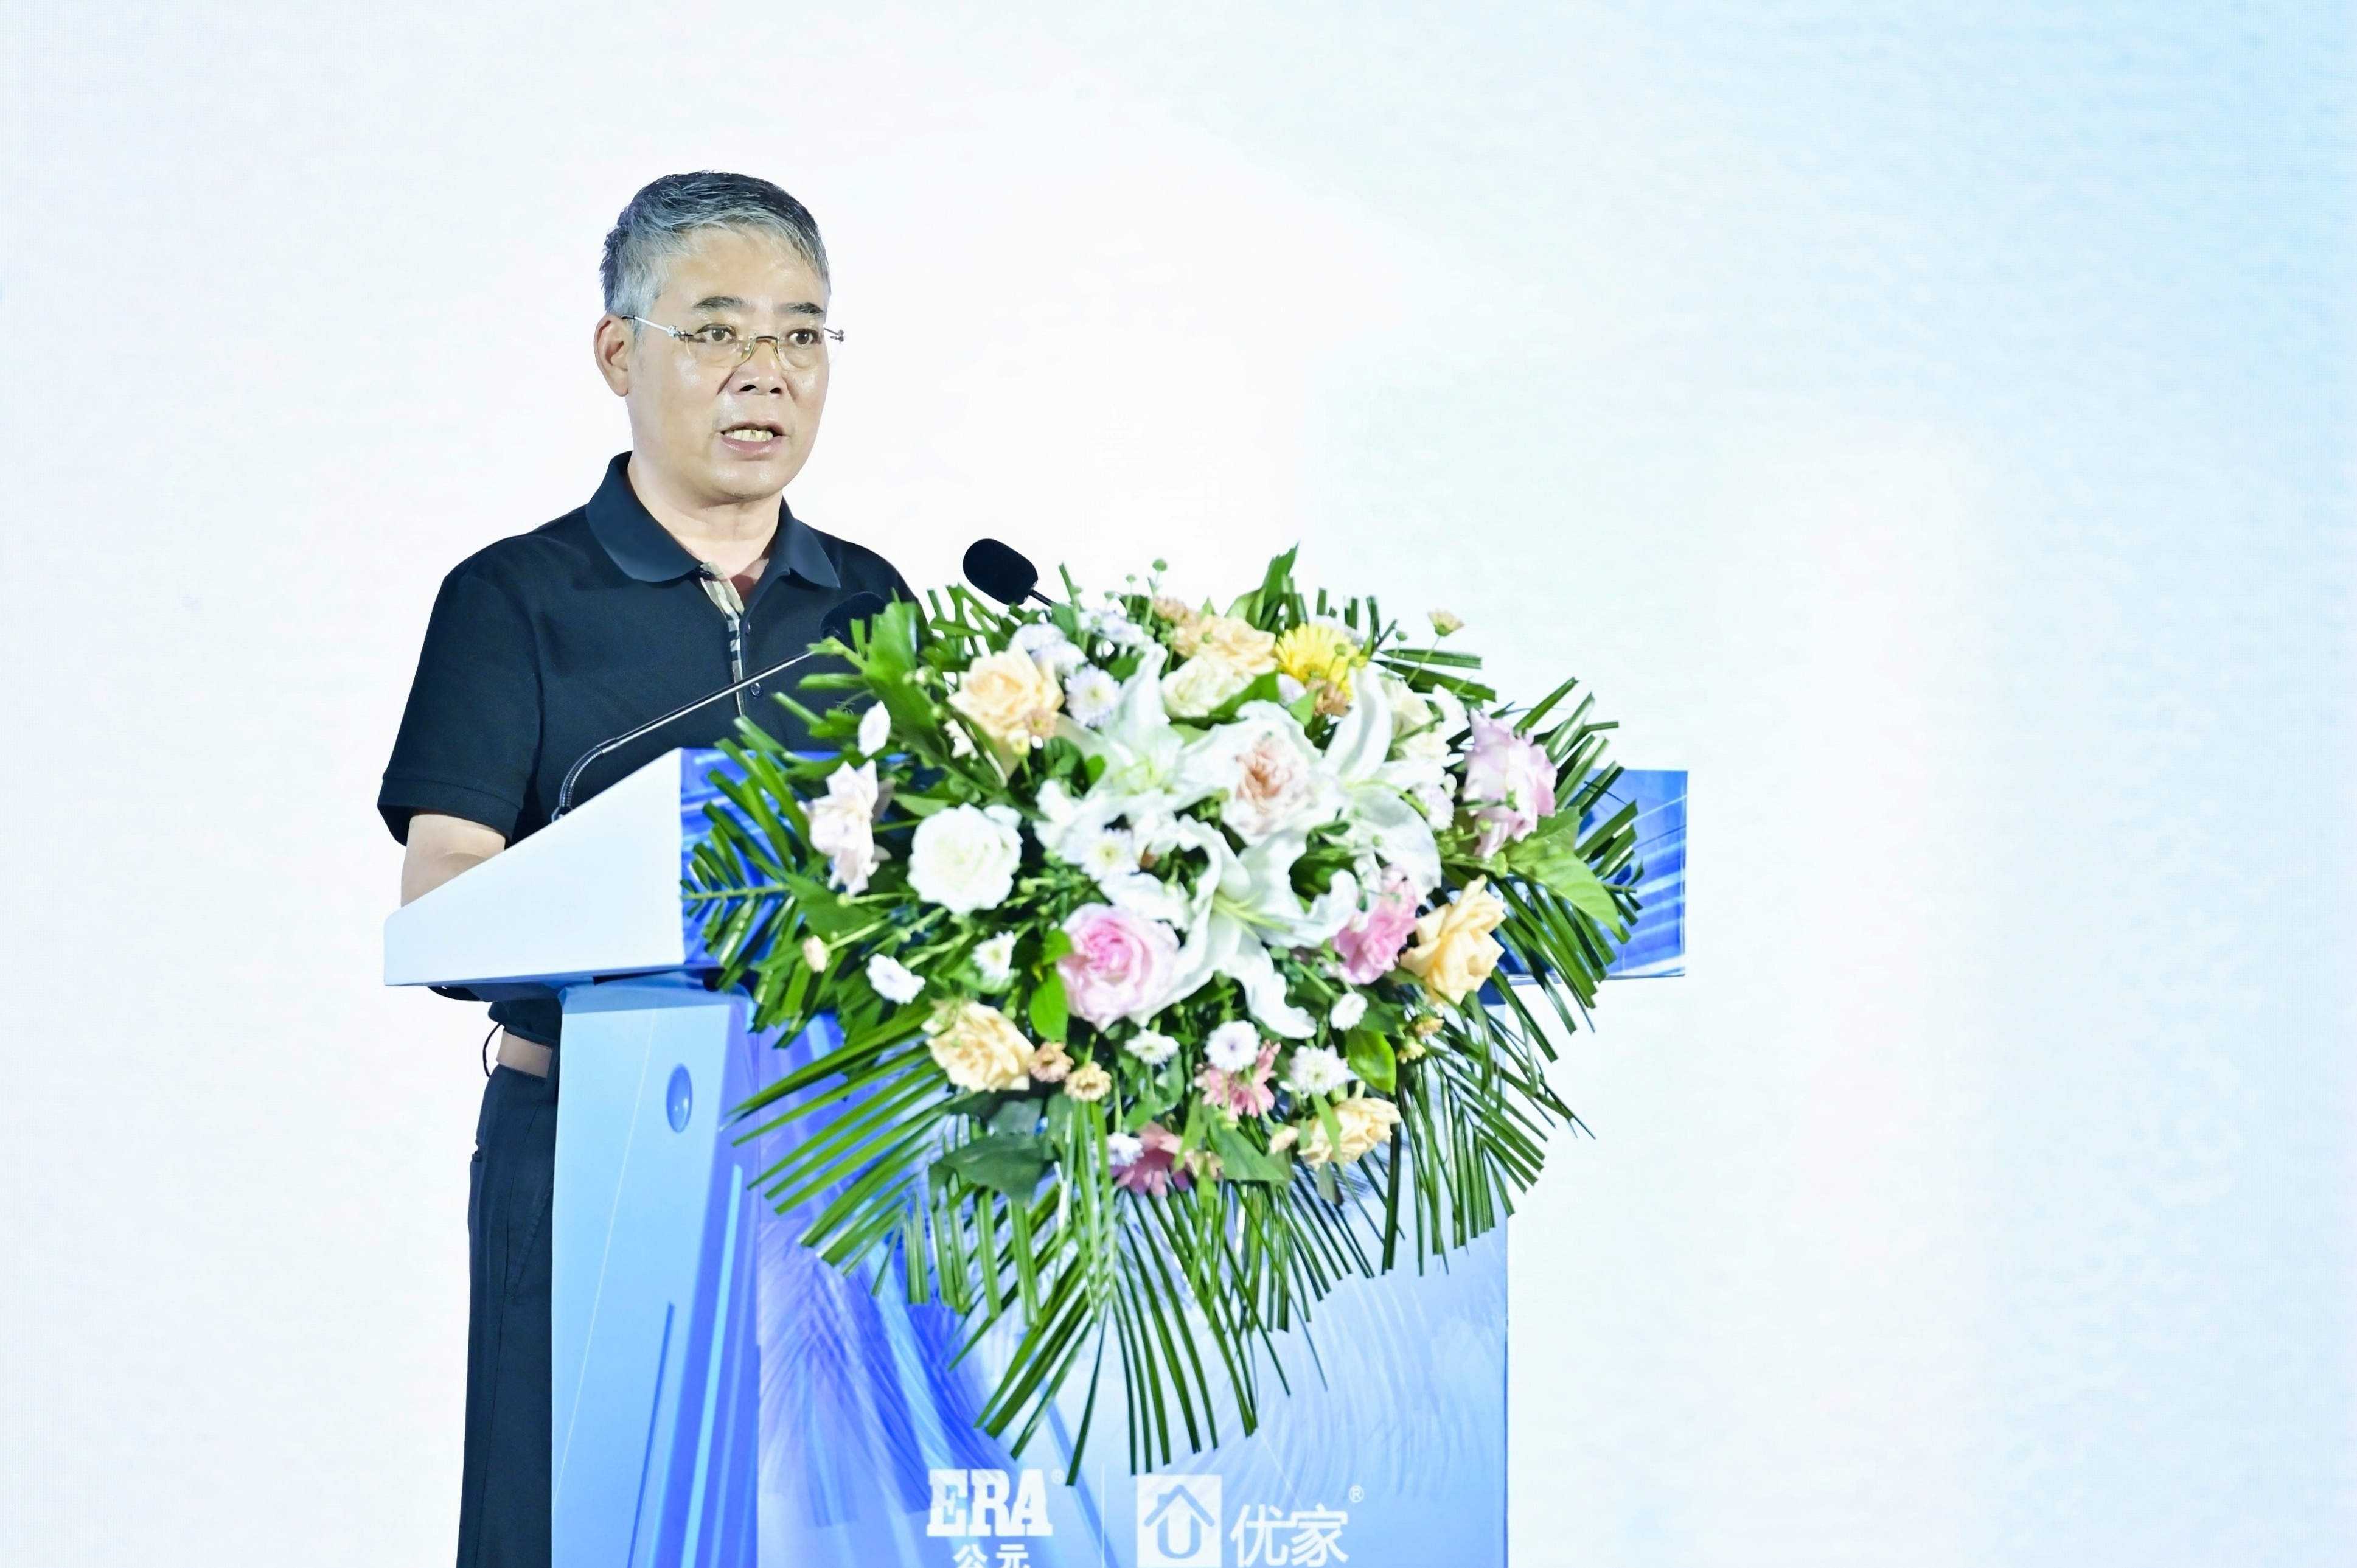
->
xmin=600 ymin=172 xmax=829 ymax=321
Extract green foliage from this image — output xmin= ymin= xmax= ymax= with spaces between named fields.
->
xmin=1345 ymin=1028 xmax=1398 ymax=1093
xmin=1027 ymin=973 xmax=1069 ymax=1043
xmin=941 ymin=1132 xmax=1052 ymax=1197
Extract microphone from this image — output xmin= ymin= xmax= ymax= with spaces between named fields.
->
xmin=550 ymin=591 xmax=886 ymax=820
xmin=820 ymin=591 xmax=888 ymax=641
xmin=963 ymin=538 xmax=1050 ymax=607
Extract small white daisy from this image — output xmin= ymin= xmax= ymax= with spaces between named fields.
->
xmin=1105 ymin=1132 xmax=1144 ymax=1171
xmin=1077 ymin=825 xmax=1138 ymax=880
xmin=1085 ymin=604 xmax=1151 ymax=649
xmin=1012 ymin=620 xmax=1085 ymax=674
xmin=1329 ymin=992 xmax=1368 ymax=1031
xmin=1127 ymin=1031 xmax=1180 ymax=1066
xmin=972 ymin=932 xmax=1017 ymax=989
xmin=1205 ymin=1020 xmax=1262 ymax=1073
xmin=1280 ymin=1046 xmax=1354 ymax=1097
xmin=855 ymin=702 xmax=891 ymax=756
xmin=865 ymin=953 xmax=925 ymax=1005
xmin=1064 ymin=666 xmax=1122 ymax=727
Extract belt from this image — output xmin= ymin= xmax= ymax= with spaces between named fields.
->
xmin=495 ymin=1030 xmax=554 ymax=1078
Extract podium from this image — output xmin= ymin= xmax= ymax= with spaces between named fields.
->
xmin=386 ymin=749 xmax=1687 ymax=1567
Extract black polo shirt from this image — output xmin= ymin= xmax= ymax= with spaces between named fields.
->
xmin=380 ymin=453 xmax=911 ymax=1042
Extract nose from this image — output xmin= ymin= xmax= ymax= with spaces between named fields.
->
xmin=729 ymin=339 xmax=792 ymax=395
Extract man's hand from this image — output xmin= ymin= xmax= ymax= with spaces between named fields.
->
xmin=402 ymin=812 xmax=506 ymax=905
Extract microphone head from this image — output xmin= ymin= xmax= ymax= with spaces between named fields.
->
xmin=819 ymin=591 xmax=888 ymax=647
xmin=963 ymin=538 xmax=1040 ymax=606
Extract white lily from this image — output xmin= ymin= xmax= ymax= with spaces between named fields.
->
xmin=1320 ymin=671 xmax=1445 ymax=894
xmin=1045 ymin=647 xmax=1214 ymax=847
xmin=1147 ymin=819 xmax=1356 ymax=1039
xmin=1033 ymin=648 xmax=1217 ymax=924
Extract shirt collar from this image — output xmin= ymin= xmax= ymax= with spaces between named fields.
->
xmin=583 ymin=452 xmax=841 ymax=592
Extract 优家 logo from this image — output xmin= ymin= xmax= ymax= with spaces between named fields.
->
xmin=1137 ymin=1474 xmax=1222 ymax=1567
xmin=1229 ymin=1502 xmax=1351 ymax=1567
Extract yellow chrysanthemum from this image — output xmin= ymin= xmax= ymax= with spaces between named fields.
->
xmin=1274 ymin=623 xmax=1362 ymax=710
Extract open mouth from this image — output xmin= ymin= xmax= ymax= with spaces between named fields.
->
xmin=720 ymin=423 xmax=785 ymax=445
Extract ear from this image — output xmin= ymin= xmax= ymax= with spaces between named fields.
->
xmin=593 ymin=315 xmax=635 ymax=396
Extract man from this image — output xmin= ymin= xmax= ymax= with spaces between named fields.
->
xmin=378 ymin=172 xmax=911 ymax=1568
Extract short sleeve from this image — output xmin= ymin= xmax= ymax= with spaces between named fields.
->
xmin=377 ymin=568 xmax=541 ymax=844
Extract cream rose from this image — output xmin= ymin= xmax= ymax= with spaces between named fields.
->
xmin=1162 ymin=615 xmax=1278 ymax=719
xmin=949 ymin=649 xmax=1065 ymax=758
xmin=1398 ymin=877 xmax=1508 ymax=1004
xmin=1192 ymin=615 xmax=1279 ymax=668
xmin=1387 ymin=675 xmax=1435 ymax=735
xmin=1162 ymin=653 xmax=1255 ymax=718
xmin=924 ymin=998 xmax=1037 ymax=1091
xmin=1297 ymin=1095 xmax=1403 ymax=1165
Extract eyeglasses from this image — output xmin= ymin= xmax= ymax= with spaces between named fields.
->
xmin=631 ymin=316 xmax=843 ymax=372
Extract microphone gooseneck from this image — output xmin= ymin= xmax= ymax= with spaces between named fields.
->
xmin=963 ymin=538 xmax=1048 ymax=607
xmin=550 ymin=591 xmax=887 ymax=820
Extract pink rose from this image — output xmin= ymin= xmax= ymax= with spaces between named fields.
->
xmin=1057 ymin=904 xmax=1179 ymax=1028
xmin=1194 ymin=1042 xmax=1278 ymax=1118
xmin=1115 ymin=1123 xmax=1192 ymax=1197
xmin=1463 ymin=715 xmax=1558 ymax=859
xmin=1334 ymin=877 xmax=1420 ymax=985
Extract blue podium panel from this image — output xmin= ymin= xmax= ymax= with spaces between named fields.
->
xmin=1594 ymin=768 xmax=1687 ymax=979
xmin=552 ymin=978 xmax=761 ymax=1568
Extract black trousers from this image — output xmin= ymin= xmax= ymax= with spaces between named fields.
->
xmin=458 ymin=1059 xmax=559 ymax=1567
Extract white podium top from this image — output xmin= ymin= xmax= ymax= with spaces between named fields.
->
xmin=383 ymin=749 xmax=719 ymax=990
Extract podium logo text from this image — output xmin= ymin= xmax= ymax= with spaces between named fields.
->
xmin=927 ymin=1469 xmax=1054 ymax=1538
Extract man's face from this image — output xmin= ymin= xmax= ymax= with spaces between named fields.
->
xmin=594 ymin=226 xmax=831 ymax=507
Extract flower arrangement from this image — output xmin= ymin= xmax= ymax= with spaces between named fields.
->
xmin=686 ymin=549 xmax=1642 ymax=1473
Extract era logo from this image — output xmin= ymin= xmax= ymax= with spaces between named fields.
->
xmin=926 ymin=1469 xmax=1054 ymax=1538
xmin=1137 ymin=1475 xmax=1222 ymax=1568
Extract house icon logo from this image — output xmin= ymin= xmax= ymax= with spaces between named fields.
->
xmin=1137 ymin=1474 xmax=1222 ymax=1567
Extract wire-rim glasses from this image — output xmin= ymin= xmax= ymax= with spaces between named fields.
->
xmin=631 ymin=316 xmax=842 ymax=372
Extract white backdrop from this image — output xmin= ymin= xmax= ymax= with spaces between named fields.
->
xmin=0 ymin=4 xmax=2349 ymax=1564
